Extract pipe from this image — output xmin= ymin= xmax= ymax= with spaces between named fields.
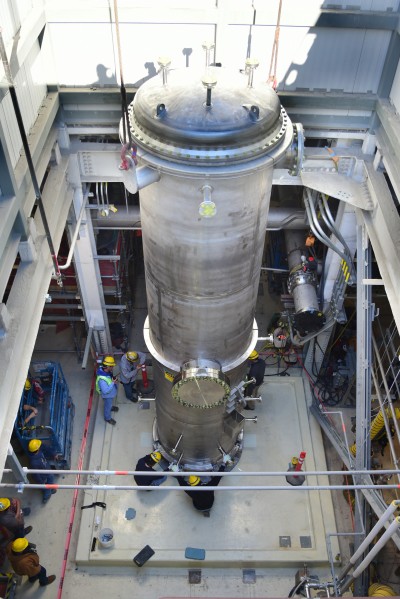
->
xmin=58 ymin=190 xmax=89 ymax=270
xmin=304 ymin=188 xmax=351 ymax=270
xmin=4 ymin=482 xmax=400 ymax=492
xmin=340 ymin=517 xmax=400 ymax=593
xmin=339 ymin=500 xmax=400 ymax=579
xmin=320 ymin=194 xmax=352 ymax=257
xmin=10 ymin=467 xmax=400 ymax=477
xmin=91 ymin=206 xmax=307 ymax=230
xmin=136 ymin=166 xmax=161 ymax=190
xmin=0 ymin=28 xmax=63 ymax=287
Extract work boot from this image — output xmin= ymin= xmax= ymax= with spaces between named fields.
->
xmin=111 ymin=406 xmax=119 ymax=412
xmin=24 ymin=525 xmax=33 ymax=535
xmin=105 ymin=418 xmax=116 ymax=425
xmin=40 ymin=575 xmax=56 ymax=586
xmin=22 ymin=507 xmax=31 ymax=517
xmin=51 ymin=489 xmax=57 ymax=495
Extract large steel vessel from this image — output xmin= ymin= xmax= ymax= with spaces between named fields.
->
xmin=124 ymin=60 xmax=301 ymax=469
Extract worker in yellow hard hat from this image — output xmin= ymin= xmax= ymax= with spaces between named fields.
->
xmin=0 ymin=497 xmax=32 ymax=539
xmin=243 ymin=348 xmax=266 ymax=411
xmin=95 ymin=356 xmax=119 ymax=425
xmin=6 ymin=537 xmax=56 ymax=586
xmin=27 ymin=439 xmax=59 ymax=504
xmin=134 ymin=451 xmax=167 ymax=488
xmin=177 ymin=464 xmax=226 ymax=515
xmin=119 ymin=349 xmax=146 ymax=402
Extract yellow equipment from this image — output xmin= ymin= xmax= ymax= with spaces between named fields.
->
xmin=102 ymin=356 xmax=116 ymax=368
xmin=28 ymin=439 xmax=42 ymax=452
xmin=12 ymin=538 xmax=29 ymax=552
xmin=0 ymin=498 xmax=10 ymax=511
xmin=150 ymin=451 xmax=162 ymax=463
xmin=188 ymin=475 xmax=201 ymax=486
xmin=127 ymin=351 xmax=139 ymax=362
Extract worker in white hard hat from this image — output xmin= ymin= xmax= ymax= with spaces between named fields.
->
xmin=243 ymin=349 xmax=266 ymax=411
xmin=119 ymin=350 xmax=146 ymax=402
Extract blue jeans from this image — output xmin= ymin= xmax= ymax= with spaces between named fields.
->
xmin=122 ymin=381 xmax=138 ymax=401
xmin=29 ymin=565 xmax=48 ymax=585
xmin=102 ymin=394 xmax=116 ymax=420
xmin=42 ymin=474 xmax=55 ymax=501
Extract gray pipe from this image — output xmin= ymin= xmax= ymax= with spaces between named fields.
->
xmin=339 ymin=499 xmax=400 ymax=579
xmin=340 ymin=517 xmax=400 ymax=593
xmin=91 ymin=206 xmax=307 ymax=230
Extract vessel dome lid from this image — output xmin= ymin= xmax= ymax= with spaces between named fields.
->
xmin=127 ymin=67 xmax=288 ymax=164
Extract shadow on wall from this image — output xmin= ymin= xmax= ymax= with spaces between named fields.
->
xmin=91 ymin=64 xmax=117 ymax=88
xmin=132 ymin=62 xmax=157 ymax=88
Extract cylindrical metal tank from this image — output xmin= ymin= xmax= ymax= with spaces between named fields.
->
xmin=125 ymin=64 xmax=301 ymax=468
xmin=285 ymin=230 xmax=325 ymax=335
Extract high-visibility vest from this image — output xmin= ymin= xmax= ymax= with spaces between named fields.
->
xmin=95 ymin=375 xmax=112 ymax=394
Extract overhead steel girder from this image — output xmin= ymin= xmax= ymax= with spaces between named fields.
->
xmin=0 ymin=157 xmax=73 ymax=473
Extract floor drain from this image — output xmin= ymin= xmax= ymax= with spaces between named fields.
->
xmin=279 ymin=535 xmax=291 ymax=547
xmin=188 ymin=569 xmax=201 ymax=584
xmin=243 ymin=569 xmax=256 ymax=583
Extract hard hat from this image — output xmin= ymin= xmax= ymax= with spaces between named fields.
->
xmin=188 ymin=475 xmax=201 ymax=486
xmin=12 ymin=538 xmax=29 ymax=553
xmin=126 ymin=351 xmax=138 ymax=363
xmin=150 ymin=451 xmax=162 ymax=463
xmin=28 ymin=439 xmax=42 ymax=452
xmin=24 ymin=379 xmax=31 ymax=391
xmin=102 ymin=356 xmax=116 ymax=368
xmin=249 ymin=350 xmax=259 ymax=360
xmin=0 ymin=498 xmax=10 ymax=511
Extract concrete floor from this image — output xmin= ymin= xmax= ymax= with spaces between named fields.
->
xmin=75 ymin=375 xmax=339 ymax=569
xmin=1 ymin=268 xmax=353 ymax=598
xmin=2 ymin=324 xmax=347 ymax=599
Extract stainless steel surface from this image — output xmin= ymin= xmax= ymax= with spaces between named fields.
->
xmin=128 ymin=67 xmax=287 ymax=165
xmin=126 ymin=64 xmax=297 ymax=467
xmin=285 ymin=230 xmax=324 ymax=335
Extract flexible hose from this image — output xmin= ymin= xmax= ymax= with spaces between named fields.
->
xmin=368 ymin=583 xmax=396 ymax=596
xmin=349 ymin=407 xmax=400 ymax=456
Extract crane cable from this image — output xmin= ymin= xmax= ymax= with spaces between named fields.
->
xmin=267 ymin=0 xmax=283 ymax=89
xmin=113 ymin=0 xmax=137 ymax=168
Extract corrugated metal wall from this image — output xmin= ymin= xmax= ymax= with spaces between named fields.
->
xmin=321 ymin=1 xmax=399 ymax=10
xmin=0 ymin=1 xmax=47 ymax=169
xmin=42 ymin=1 xmax=393 ymax=93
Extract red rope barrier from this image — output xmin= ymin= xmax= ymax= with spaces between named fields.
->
xmin=57 ymin=368 xmax=96 ymax=599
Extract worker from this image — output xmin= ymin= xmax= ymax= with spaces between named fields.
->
xmin=6 ymin=537 xmax=56 ymax=587
xmin=24 ymin=378 xmax=45 ymax=405
xmin=22 ymin=404 xmax=39 ymax=425
xmin=27 ymin=439 xmax=59 ymax=504
xmin=119 ymin=350 xmax=146 ymax=402
xmin=134 ymin=451 xmax=167 ymax=487
xmin=177 ymin=460 xmax=227 ymax=514
xmin=95 ymin=355 xmax=119 ymax=425
xmin=0 ymin=498 xmax=32 ymax=540
xmin=243 ymin=349 xmax=266 ymax=410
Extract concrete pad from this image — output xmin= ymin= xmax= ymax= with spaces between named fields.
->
xmin=76 ymin=375 xmax=339 ymax=568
